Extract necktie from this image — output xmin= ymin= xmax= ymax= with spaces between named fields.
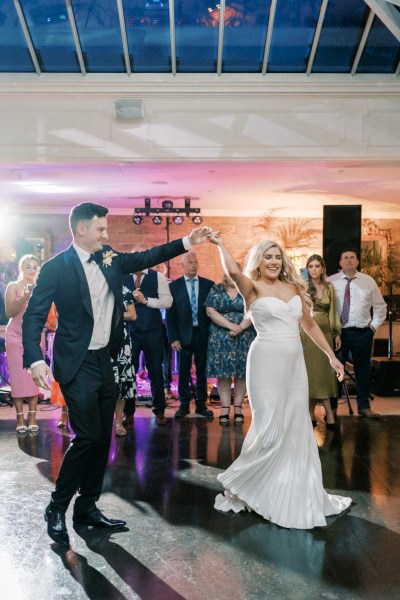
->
xmin=340 ymin=277 xmax=352 ymax=325
xmin=189 ymin=279 xmax=197 ymax=324
xmin=135 ymin=273 xmax=142 ymax=288
xmin=88 ymin=253 xmax=97 ymax=264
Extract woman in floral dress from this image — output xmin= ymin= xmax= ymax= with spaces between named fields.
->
xmin=205 ymin=270 xmax=256 ymax=424
xmin=112 ymin=287 xmax=137 ymax=436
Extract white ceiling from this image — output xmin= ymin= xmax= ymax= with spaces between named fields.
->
xmin=1 ymin=159 xmax=400 ymax=219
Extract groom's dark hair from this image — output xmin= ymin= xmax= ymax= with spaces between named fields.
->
xmin=69 ymin=202 xmax=109 ymax=234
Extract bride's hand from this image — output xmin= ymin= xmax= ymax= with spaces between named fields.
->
xmin=209 ymin=231 xmax=223 ymax=245
xmin=330 ymin=356 xmax=344 ymax=381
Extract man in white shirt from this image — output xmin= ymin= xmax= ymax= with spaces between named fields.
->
xmin=328 ymin=248 xmax=387 ymax=418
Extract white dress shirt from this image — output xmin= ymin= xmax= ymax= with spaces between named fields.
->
xmin=327 ymin=270 xmax=386 ymax=330
xmin=133 ymin=269 xmax=173 ymax=309
xmin=74 ymin=244 xmax=114 ymax=349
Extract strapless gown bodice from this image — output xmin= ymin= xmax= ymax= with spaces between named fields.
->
xmin=214 ymin=295 xmax=352 ymax=529
xmin=248 ymin=295 xmax=302 ymax=339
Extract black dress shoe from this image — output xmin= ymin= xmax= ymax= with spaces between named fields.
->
xmin=175 ymin=408 xmax=190 ymax=419
xmin=45 ymin=505 xmax=70 ymax=547
xmin=73 ymin=507 xmax=126 ymax=529
xmin=358 ymin=408 xmax=380 ymax=419
xmin=196 ymin=407 xmax=214 ymax=417
xmin=155 ymin=413 xmax=167 ymax=426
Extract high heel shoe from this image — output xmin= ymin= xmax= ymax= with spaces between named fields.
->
xmin=219 ymin=407 xmax=230 ymax=425
xmin=57 ymin=409 xmax=69 ymax=428
xmin=233 ymin=405 xmax=244 ymax=424
xmin=16 ymin=412 xmax=27 ymax=434
xmin=27 ymin=410 xmax=39 ymax=433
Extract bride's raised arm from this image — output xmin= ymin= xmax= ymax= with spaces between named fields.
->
xmin=209 ymin=233 xmax=254 ymax=302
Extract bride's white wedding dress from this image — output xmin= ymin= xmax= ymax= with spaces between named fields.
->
xmin=214 ymin=295 xmax=352 ymax=529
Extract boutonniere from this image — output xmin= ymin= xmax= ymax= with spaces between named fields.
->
xmin=102 ymin=250 xmax=118 ymax=268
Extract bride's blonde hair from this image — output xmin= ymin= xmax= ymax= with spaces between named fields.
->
xmin=243 ymin=241 xmax=310 ymax=304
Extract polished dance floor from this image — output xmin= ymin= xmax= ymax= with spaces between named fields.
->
xmin=0 ymin=394 xmax=400 ymax=600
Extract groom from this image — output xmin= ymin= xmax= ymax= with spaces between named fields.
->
xmin=22 ymin=202 xmax=212 ymax=547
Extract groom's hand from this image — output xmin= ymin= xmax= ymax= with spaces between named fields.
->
xmin=31 ymin=362 xmax=54 ymax=391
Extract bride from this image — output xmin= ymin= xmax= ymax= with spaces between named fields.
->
xmin=210 ymin=234 xmax=352 ymax=529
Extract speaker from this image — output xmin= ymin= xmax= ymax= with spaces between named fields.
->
xmin=115 ymin=99 xmax=144 ymax=120
xmin=323 ymin=205 xmax=362 ymax=276
xmin=373 ymin=338 xmax=389 ymax=357
xmin=371 ymin=357 xmax=400 ymax=396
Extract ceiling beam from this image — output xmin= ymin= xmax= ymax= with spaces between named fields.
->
xmin=217 ymin=0 xmax=226 ymax=76
xmin=363 ymin=0 xmax=400 ymax=42
xmin=65 ymin=0 xmax=86 ymax=76
xmin=261 ymin=0 xmax=278 ymax=75
xmin=116 ymin=0 xmax=131 ymax=76
xmin=13 ymin=0 xmax=41 ymax=75
xmin=306 ymin=0 xmax=329 ymax=76
xmin=168 ymin=0 xmax=177 ymax=76
xmin=351 ymin=10 xmax=375 ymax=75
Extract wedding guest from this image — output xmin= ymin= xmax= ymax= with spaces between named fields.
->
xmin=205 ymin=269 xmax=255 ymax=424
xmin=328 ymin=248 xmax=386 ymax=418
xmin=167 ymin=252 xmax=214 ymax=418
xmin=112 ymin=299 xmax=137 ymax=436
xmin=123 ymin=266 xmax=173 ymax=426
xmin=47 ymin=304 xmax=69 ymax=429
xmin=301 ymin=255 xmax=341 ymax=428
xmin=5 ymin=254 xmax=40 ymax=434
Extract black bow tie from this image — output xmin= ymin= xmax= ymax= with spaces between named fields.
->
xmin=88 ymin=253 xmax=99 ymax=264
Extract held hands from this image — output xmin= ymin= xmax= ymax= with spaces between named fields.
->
xmin=171 ymin=340 xmax=182 ymax=352
xmin=208 ymin=231 xmax=223 ymax=246
xmin=229 ymin=323 xmax=242 ymax=335
xmin=189 ymin=227 xmax=219 ymax=245
xmin=31 ymin=362 xmax=54 ymax=391
xmin=330 ymin=356 xmax=344 ymax=382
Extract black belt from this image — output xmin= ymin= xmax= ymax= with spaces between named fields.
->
xmin=343 ymin=327 xmax=369 ymax=331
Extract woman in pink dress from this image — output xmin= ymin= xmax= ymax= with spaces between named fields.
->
xmin=5 ymin=255 xmax=40 ymax=433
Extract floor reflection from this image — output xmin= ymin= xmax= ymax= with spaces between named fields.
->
xmin=2 ymin=408 xmax=400 ymax=599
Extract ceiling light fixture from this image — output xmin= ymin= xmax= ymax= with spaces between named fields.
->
xmin=133 ymin=197 xmax=201 ymax=227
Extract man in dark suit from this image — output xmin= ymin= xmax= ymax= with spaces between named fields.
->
xmin=22 ymin=202 xmax=212 ymax=547
xmin=167 ymin=252 xmax=214 ymax=418
xmin=123 ymin=266 xmax=172 ymax=426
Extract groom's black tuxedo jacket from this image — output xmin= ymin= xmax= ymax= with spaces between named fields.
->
xmin=22 ymin=240 xmax=186 ymax=384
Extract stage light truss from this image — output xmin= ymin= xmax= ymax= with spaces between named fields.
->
xmin=133 ymin=197 xmax=200 ymax=218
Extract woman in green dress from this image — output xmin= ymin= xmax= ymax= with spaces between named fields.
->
xmin=301 ymin=255 xmax=341 ymax=428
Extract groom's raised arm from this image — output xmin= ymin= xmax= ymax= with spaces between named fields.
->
xmin=119 ymin=226 xmax=213 ymax=275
